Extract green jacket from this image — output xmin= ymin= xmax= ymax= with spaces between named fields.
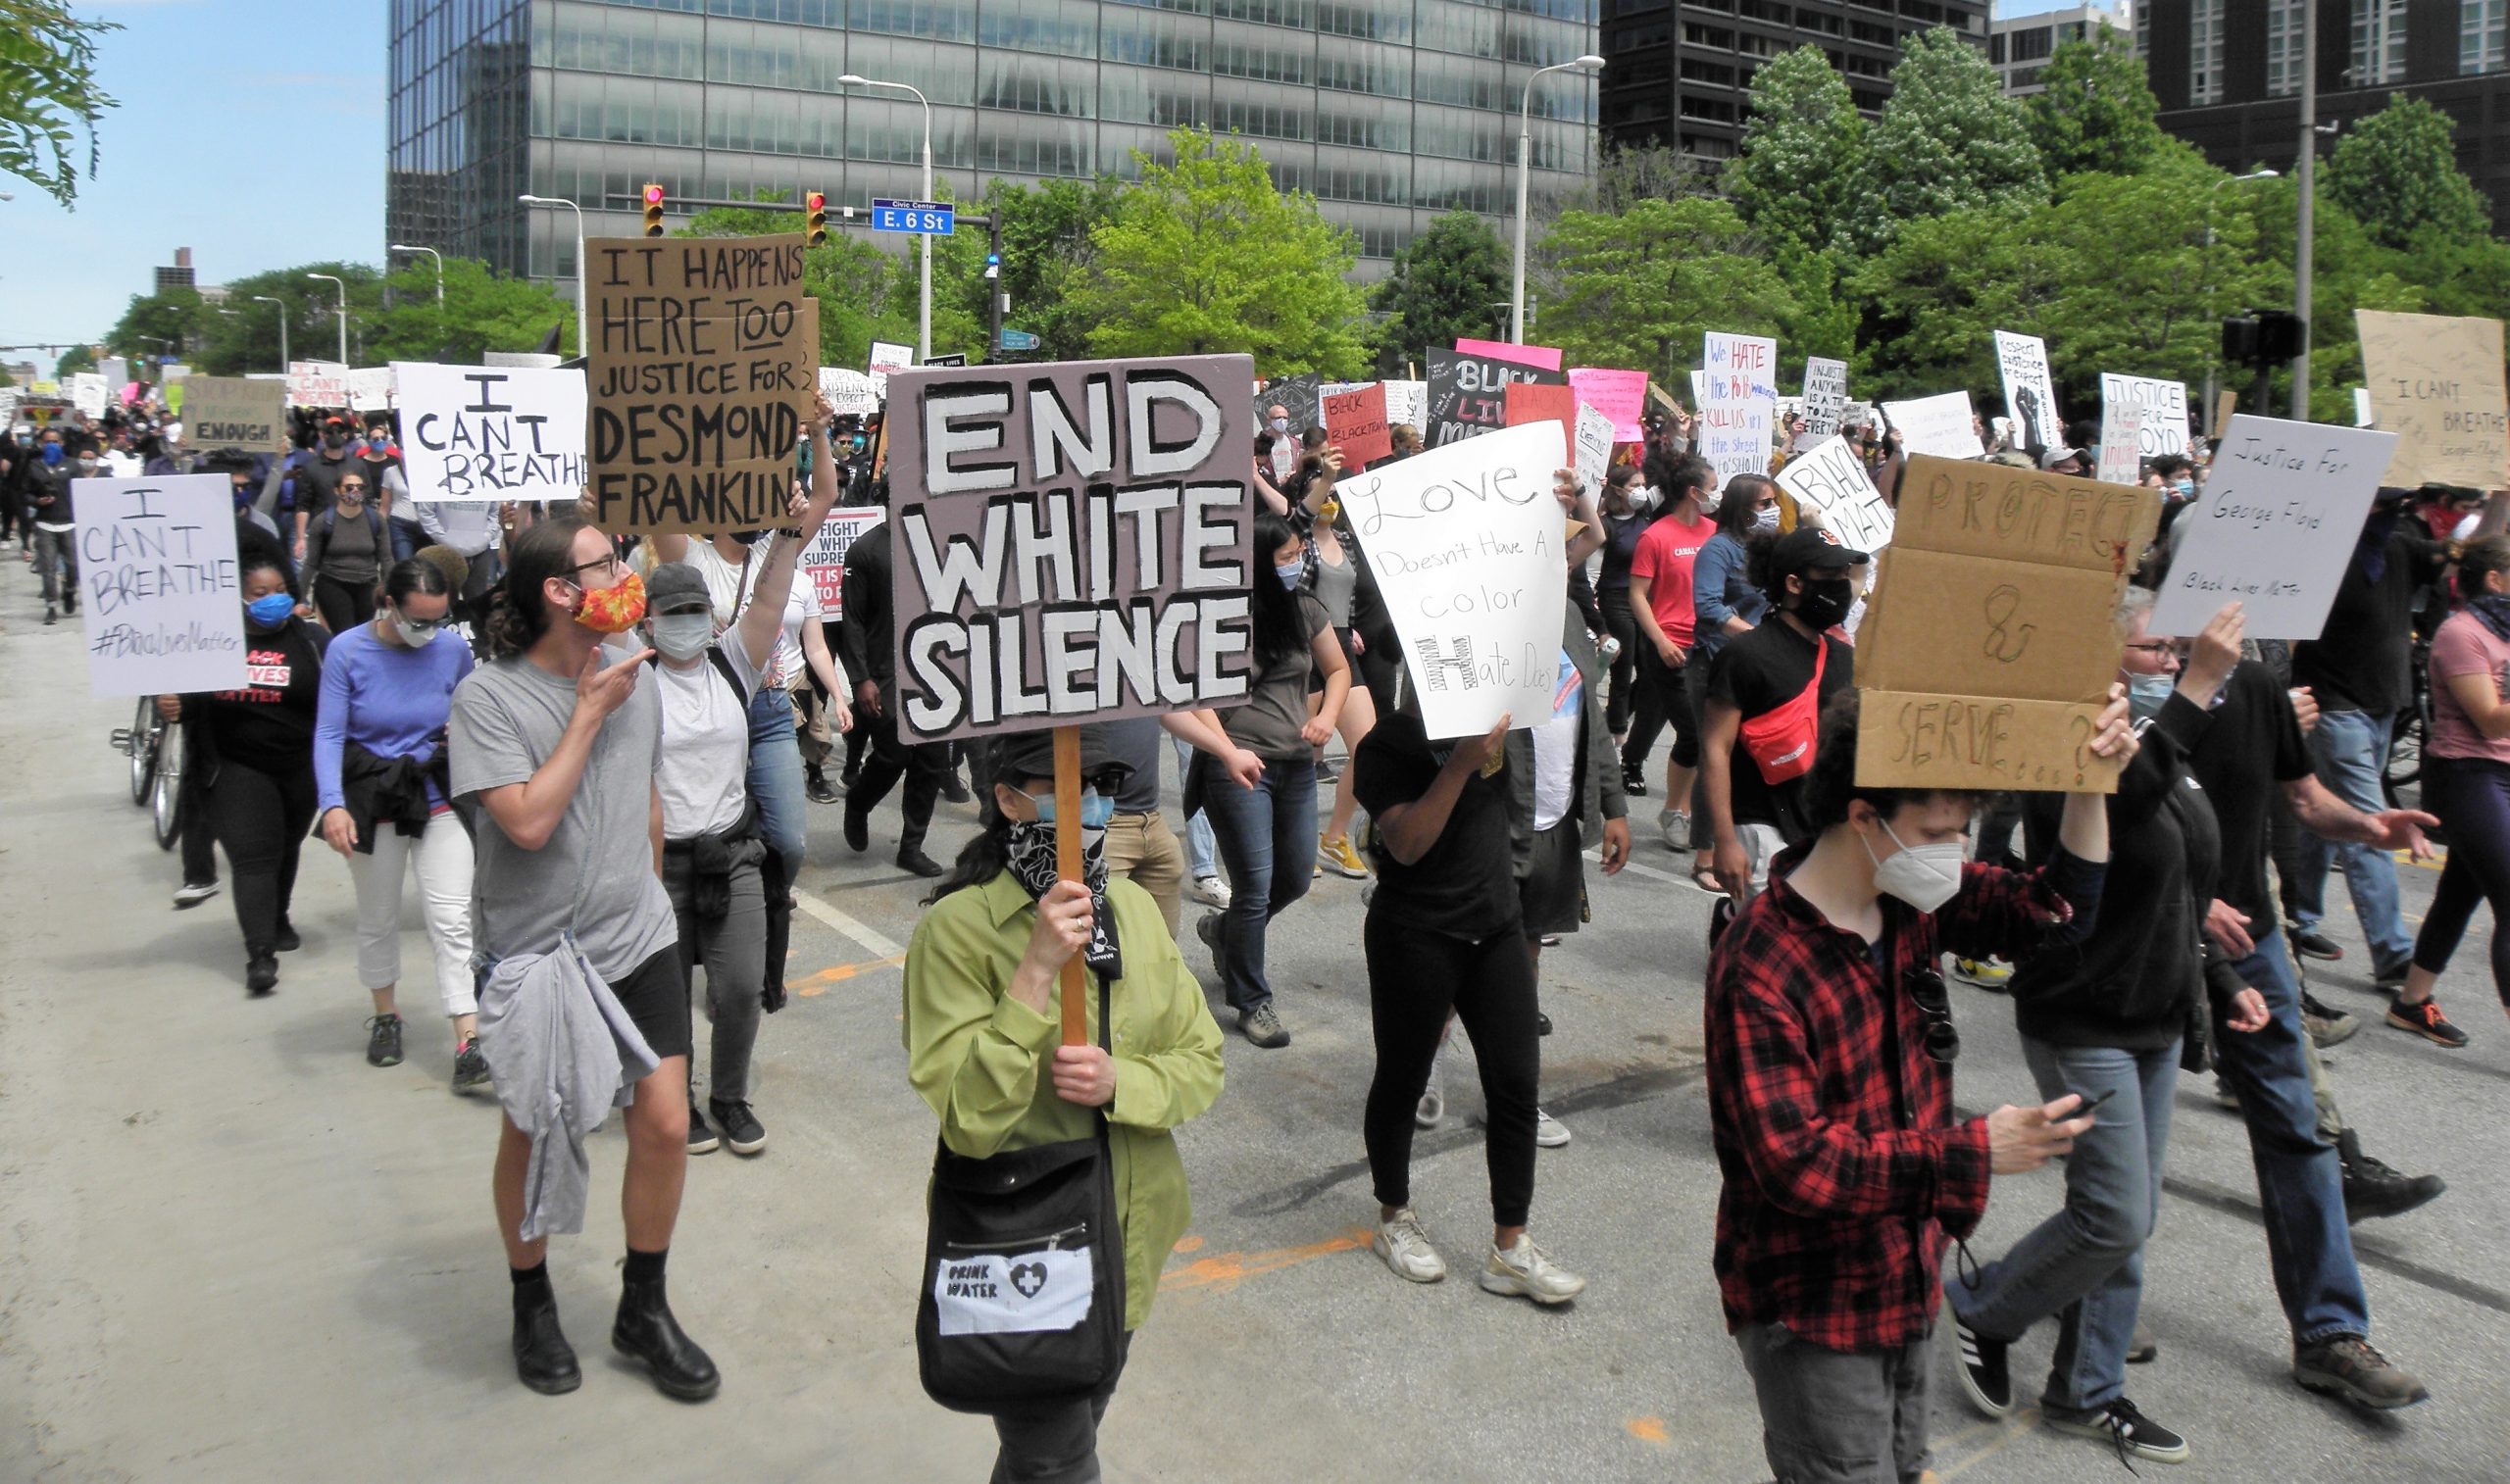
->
xmin=903 ymin=869 xmax=1226 ymax=1331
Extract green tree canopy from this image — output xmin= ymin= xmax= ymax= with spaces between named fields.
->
xmin=1850 ymin=26 xmax=2047 ymax=255
xmin=364 ymin=257 xmax=580 ymax=364
xmin=106 ymin=288 xmax=206 ymax=365
xmin=680 ymin=188 xmax=920 ymax=370
xmin=0 ymin=0 xmax=118 ymax=207
xmin=1366 ymin=211 xmax=1508 ymax=371
xmin=2027 ymin=29 xmax=2166 ymax=182
xmin=1537 ymin=196 xmax=1792 ymax=381
xmin=2325 ymin=94 xmax=2494 ymax=252
xmin=1727 ymin=46 xmax=1868 ymax=258
xmin=54 ymin=342 xmax=96 ymax=377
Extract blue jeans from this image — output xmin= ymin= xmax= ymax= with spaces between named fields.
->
xmin=2223 ymin=926 xmax=2371 ymax=1347
xmin=1172 ymin=736 xmax=1216 ymax=880
xmin=1197 ymin=753 xmax=1316 ymax=1013
xmin=746 ymin=682 xmax=808 ymax=868
xmin=2293 ymin=708 xmax=2412 ymax=974
xmin=1951 ymin=1038 xmax=2179 ymax=1410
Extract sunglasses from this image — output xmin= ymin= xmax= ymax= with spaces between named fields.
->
xmin=1904 ymin=966 xmax=1960 ymax=1064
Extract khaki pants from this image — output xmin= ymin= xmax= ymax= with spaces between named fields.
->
xmin=1102 ymin=809 xmax=1185 ymax=939
xmin=792 ymin=683 xmax=832 ymax=770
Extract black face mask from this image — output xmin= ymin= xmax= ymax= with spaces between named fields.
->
xmin=1792 ymin=575 xmax=1854 ymax=631
xmin=728 ymin=527 xmax=766 ymax=544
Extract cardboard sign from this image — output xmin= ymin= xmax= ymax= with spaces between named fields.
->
xmin=819 ymin=367 xmax=879 ymax=417
xmin=179 ymin=376 xmax=287 ymax=454
xmin=1855 ymin=456 xmax=2161 ymax=793
xmin=1574 ymin=403 xmax=1616 ymax=497
xmin=396 ymin=363 xmax=589 ymax=502
xmin=1332 ymin=420 xmax=1571 ymax=740
xmin=2356 ymin=310 xmax=2508 ymax=488
xmin=1881 ymin=392 xmax=1984 ymax=460
xmin=1454 ymin=338 xmax=1563 ymax=372
xmin=1426 ymin=347 xmax=1564 ymax=449
xmin=2210 ymin=388 xmax=2238 ymax=441
xmin=1323 ymin=381 xmax=1392 ymax=465
xmin=2148 ymin=415 xmax=2399 ymax=641
xmin=345 ymin=367 xmax=397 ymax=414
xmin=286 ymin=360 xmax=350 ymax=409
xmin=868 ymin=339 xmax=916 ymax=398
xmin=1800 ymin=357 xmax=1849 ymax=440
xmin=71 ymin=474 xmax=246 ymax=697
xmin=2095 ymin=403 xmax=2144 ymax=486
xmin=1380 ymin=378 xmax=1426 ymax=433
xmin=1699 ymin=331 xmax=1779 ymax=485
xmin=1776 ymin=435 xmax=1892 ymax=552
xmin=1992 ymin=330 xmax=2061 ymax=454
xmin=883 ymin=353 xmax=1257 ymax=743
xmin=2098 ymin=373 xmax=2189 ymax=459
xmin=71 ymin=372 xmax=107 ymax=419
xmin=1566 ymin=368 xmax=1648 ymax=442
xmin=585 ymin=234 xmax=820 ymax=533
xmin=1257 ymin=372 xmax=1325 ymax=434
xmin=798 ymin=505 xmax=886 ymax=616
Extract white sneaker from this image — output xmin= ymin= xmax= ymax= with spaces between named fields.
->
xmin=1189 ymin=874 xmax=1232 ymax=909
xmin=173 ymin=881 xmax=221 ymax=909
xmin=1374 ymin=1208 xmax=1447 ymax=1284
xmin=1416 ymin=1047 xmax=1445 ymax=1129
xmin=1533 ymin=1107 xmax=1572 ymax=1148
xmin=1480 ymin=1235 xmax=1586 ymax=1305
xmin=1658 ymin=808 xmax=1690 ymax=852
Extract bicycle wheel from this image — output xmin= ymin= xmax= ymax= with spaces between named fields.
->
xmin=153 ymin=723 xmax=186 ymax=850
xmin=127 ymin=697 xmax=162 ymax=805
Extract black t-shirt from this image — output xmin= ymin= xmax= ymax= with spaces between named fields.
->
xmin=1353 ymin=710 xmax=1519 ymax=941
xmin=202 ymin=618 xmax=328 ymax=775
xmin=2184 ymin=662 xmax=2312 ymax=928
xmin=1705 ymin=617 xmax=1853 ymax=839
xmin=2290 ymin=523 xmax=2446 ymax=716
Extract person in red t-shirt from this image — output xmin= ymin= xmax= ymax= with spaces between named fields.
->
xmin=1622 ymin=451 xmax=1719 ymax=862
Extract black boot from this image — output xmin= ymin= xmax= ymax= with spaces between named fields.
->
xmin=512 ymin=1275 xmax=581 ymax=1395
xmin=2338 ymin=1128 xmax=2444 ymax=1222
xmin=612 ymin=1266 xmax=720 ymax=1401
xmin=760 ymin=850 xmax=793 ymax=1014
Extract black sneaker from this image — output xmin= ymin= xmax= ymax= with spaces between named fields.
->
xmin=2043 ymin=1396 xmax=2189 ymax=1463
xmin=2290 ymin=927 xmax=2344 ymax=962
xmin=1195 ymin=911 xmax=1225 ymax=958
xmin=244 ymin=953 xmax=278 ymax=996
xmin=42 ymin=605 xmax=56 ymax=625
xmin=938 ymin=767 xmax=972 ymax=805
xmin=805 ymin=768 xmax=838 ymax=804
xmin=896 ymin=845 xmax=944 ymax=878
xmin=452 ymin=1038 xmax=492 ymax=1092
xmin=2293 ymin=1335 xmax=2430 ymax=1410
xmin=366 ymin=1014 xmax=404 ymax=1067
xmin=1947 ymin=1297 xmax=2015 ymax=1416
xmin=2338 ymin=1129 xmax=2444 ymax=1222
xmin=686 ymin=1103 xmax=720 ymax=1156
xmin=1621 ymin=764 xmax=1648 ymax=798
xmin=2386 ymin=997 xmax=2469 ymax=1048
xmin=274 ymin=920 xmax=302 ymax=953
xmin=710 ymin=1098 xmax=767 ymax=1156
xmin=841 ymin=801 xmax=870 ymax=854
xmin=2301 ymin=991 xmax=2360 ymax=1047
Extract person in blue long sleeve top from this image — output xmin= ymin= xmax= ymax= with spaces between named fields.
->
xmin=1692 ymin=473 xmax=1779 ymax=670
xmin=313 ymin=558 xmax=482 ymax=1083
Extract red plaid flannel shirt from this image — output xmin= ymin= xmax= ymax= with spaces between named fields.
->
xmin=1706 ymin=846 xmax=2101 ymax=1353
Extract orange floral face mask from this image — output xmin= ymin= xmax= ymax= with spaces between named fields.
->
xmin=571 ymin=569 xmax=647 ymax=634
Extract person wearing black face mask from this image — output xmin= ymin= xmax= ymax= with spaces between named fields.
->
xmin=292 ymin=416 xmax=360 ymax=560
xmin=30 ymin=439 xmax=94 ymax=624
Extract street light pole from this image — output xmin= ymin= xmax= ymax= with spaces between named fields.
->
xmin=389 ymin=243 xmax=445 ymax=314
xmin=518 ymin=194 xmax=587 ymax=357
xmin=2292 ymin=0 xmax=2320 ymax=420
xmin=1513 ymin=54 xmax=1603 ymax=345
xmin=2200 ymin=169 xmax=2280 ymax=421
xmin=306 ymin=273 xmax=348 ymax=365
xmin=840 ymin=74 xmax=934 ymax=361
xmin=252 ymin=295 xmax=288 ymax=371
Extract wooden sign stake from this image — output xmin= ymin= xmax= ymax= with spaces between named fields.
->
xmin=1053 ymin=724 xmax=1087 ymax=1046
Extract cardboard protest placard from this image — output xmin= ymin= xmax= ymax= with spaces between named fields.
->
xmin=2098 ymin=373 xmax=2189 ymax=459
xmin=1323 ymin=381 xmax=1392 ymax=465
xmin=345 ymin=367 xmax=397 ymax=415
xmin=1454 ymin=338 xmax=1563 ymax=372
xmin=179 ymin=376 xmax=287 ymax=455
xmin=395 ymin=362 xmax=588 ymax=502
xmin=819 ymin=367 xmax=879 ymax=418
xmin=2356 ymin=310 xmax=2508 ymax=488
xmin=1776 ymin=435 xmax=1892 ymax=552
xmin=2148 ymin=415 xmax=2399 ymax=642
xmin=1699 ymin=331 xmax=1779 ymax=485
xmin=1332 ymin=420 xmax=1571 ymax=739
xmin=867 ymin=339 xmax=915 ymax=398
xmin=1574 ymin=404 xmax=1616 ymax=497
xmin=1800 ymin=357 xmax=1849 ymax=440
xmin=1855 ymin=456 xmax=2161 ymax=793
xmin=71 ymin=473 xmax=246 ymax=697
xmin=1257 ymin=372 xmax=1325 ymax=434
xmin=1992 ymin=330 xmax=2061 ymax=454
xmin=1881 ymin=391 xmax=1984 ymax=460
xmin=286 ymin=361 xmax=350 ymax=409
xmin=798 ymin=505 xmax=886 ymax=615
xmin=2210 ymin=388 xmax=2238 ymax=442
xmin=1566 ymin=368 xmax=1648 ymax=442
xmin=884 ymin=353 xmax=1257 ymax=743
xmin=1426 ymin=347 xmax=1564 ymax=449
xmin=584 ymin=234 xmax=820 ymax=533
xmin=71 ymin=372 xmax=107 ymax=420
xmin=1380 ymin=378 xmax=1427 ymax=433
xmin=2095 ymin=403 xmax=2143 ymax=485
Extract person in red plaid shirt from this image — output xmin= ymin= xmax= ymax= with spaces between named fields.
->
xmin=1707 ymin=687 xmax=2135 ymax=1484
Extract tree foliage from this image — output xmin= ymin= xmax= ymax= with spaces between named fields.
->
xmin=1537 ymin=197 xmax=1792 ymax=381
xmin=2027 ymin=29 xmax=2166 ymax=183
xmin=1849 ymin=26 xmax=2047 ymax=255
xmin=1365 ymin=211 xmax=1509 ymax=372
xmin=2325 ymin=94 xmax=2494 ymax=252
xmin=1727 ymin=47 xmax=1868 ymax=258
xmin=680 ymin=188 xmax=921 ymax=369
xmin=0 ymin=0 xmax=118 ymax=207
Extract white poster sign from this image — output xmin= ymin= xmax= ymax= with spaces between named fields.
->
xmin=799 ymin=506 xmax=886 ymax=616
xmin=1331 ymin=420 xmax=1571 ymax=739
xmin=393 ymin=362 xmax=588 ymax=502
xmin=1992 ymin=330 xmax=2061 ymax=454
xmin=71 ymin=372 xmax=107 ymax=419
xmin=1699 ymin=331 xmax=1779 ymax=485
xmin=2098 ymin=373 xmax=2189 ymax=459
xmin=1380 ymin=378 xmax=1427 ymax=433
xmin=819 ymin=367 xmax=879 ymax=417
xmin=1776 ymin=435 xmax=1893 ymax=553
xmin=345 ymin=367 xmax=397 ymax=414
xmin=1574 ymin=403 xmax=1615 ymax=496
xmin=286 ymin=360 xmax=350 ymax=408
xmin=2149 ymin=416 xmax=2400 ymax=642
xmin=2096 ymin=402 xmax=2144 ymax=485
xmin=98 ymin=357 xmax=128 ymax=392
xmin=867 ymin=339 xmax=915 ymax=397
xmin=2353 ymin=387 xmax=2375 ymax=427
xmin=1881 ymin=391 xmax=1984 ymax=460
xmin=72 ymin=473 xmax=246 ymax=697
xmin=1800 ymin=357 xmax=1849 ymax=441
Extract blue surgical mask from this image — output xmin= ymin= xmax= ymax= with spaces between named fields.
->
xmin=1276 ymin=561 xmax=1304 ymax=589
xmin=2171 ymin=477 xmax=2195 ymax=498
xmin=2127 ymin=671 xmax=2176 ymax=721
xmin=1019 ymin=786 xmax=1114 ymax=829
xmin=39 ymin=443 xmax=63 ymax=466
xmin=246 ymin=593 xmax=296 ymax=628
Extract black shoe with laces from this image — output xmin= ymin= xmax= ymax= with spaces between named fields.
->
xmin=938 ymin=768 xmax=972 ymax=805
xmin=685 ymin=1102 xmax=720 ymax=1156
xmin=366 ymin=1014 xmax=403 ymax=1067
xmin=709 ymin=1098 xmax=767 ymax=1155
xmin=1946 ymin=1296 xmax=2015 ymax=1416
xmin=2338 ymin=1129 xmax=2444 ymax=1221
xmin=452 ymin=1038 xmax=491 ymax=1092
xmin=274 ymin=920 xmax=302 ymax=952
xmin=2043 ymin=1396 xmax=2189 ymax=1463
xmin=245 ymin=953 xmax=278 ymax=996
xmin=2289 ymin=927 xmax=2344 ymax=962
xmin=1621 ymin=764 xmax=1648 ymax=798
xmin=896 ymin=845 xmax=944 ymax=878
xmin=805 ymin=768 xmax=838 ymax=804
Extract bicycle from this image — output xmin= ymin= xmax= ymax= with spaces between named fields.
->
xmin=2382 ymin=634 xmax=2433 ymax=812
xmin=111 ymin=695 xmax=162 ymax=806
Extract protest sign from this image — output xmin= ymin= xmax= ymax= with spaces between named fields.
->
xmin=71 ymin=372 xmax=107 ymax=419
xmin=868 ymin=339 xmax=916 ymax=397
xmin=2098 ymin=373 xmax=2188 ymax=459
xmin=1992 ymin=330 xmax=2061 ymax=454
xmin=2148 ymin=415 xmax=2399 ymax=642
xmin=2356 ymin=310 xmax=2508 ymax=488
xmin=1776 ymin=435 xmax=1892 ymax=552
xmin=1380 ymin=378 xmax=1426 ymax=432
xmin=925 ymin=354 xmax=967 ymax=369
xmin=1566 ymin=368 xmax=1648 ymax=442
xmin=1881 ymin=391 xmax=1984 ymax=460
xmin=485 ymin=351 xmax=564 ymax=370
xmin=0 ymin=388 xmax=19 ymax=428
xmin=396 ymin=363 xmax=588 ymax=502
xmin=1687 ymin=370 xmax=1708 ymax=410
xmin=1333 ymin=420 xmax=1571 ymax=740
xmin=1454 ymin=338 xmax=1563 ymax=372
xmin=286 ymin=361 xmax=350 ymax=409
xmin=2210 ymin=388 xmax=2238 ymax=441
xmin=1503 ymin=381 xmax=1578 ymax=437
xmin=1574 ymin=403 xmax=1616 ymax=496
xmin=1698 ymin=331 xmax=1779 ymax=484
xmin=585 ymin=234 xmax=820 ymax=533
xmin=2354 ymin=387 xmax=2374 ymax=427
xmin=798 ymin=505 xmax=886 ymax=614
xmin=179 ymin=376 xmax=287 ymax=454
xmin=819 ymin=367 xmax=879 ymax=417
xmin=883 ymin=353 xmax=1257 ymax=743
xmin=345 ymin=367 xmax=396 ymax=414
xmin=1800 ymin=357 xmax=1849 ymax=440
xmin=1257 ymin=372 xmax=1325 ymax=434
xmin=2095 ymin=403 xmax=2143 ymax=485
xmin=72 ymin=473 xmax=246 ymax=697
xmin=1855 ymin=456 xmax=2160 ymax=793
xmin=1323 ymin=381 xmax=1392 ymax=465
xmin=98 ymin=356 xmax=127 ymax=392
xmin=1426 ymin=347 xmax=1563 ymax=448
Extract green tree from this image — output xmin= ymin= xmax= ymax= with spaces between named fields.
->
xmin=2325 ymin=94 xmax=2493 ymax=251
xmin=54 ymin=343 xmax=96 ymax=376
xmin=1069 ymin=127 xmax=1368 ymax=375
xmin=364 ymin=257 xmax=581 ymax=364
xmin=1536 ymin=196 xmax=1793 ymax=381
xmin=2027 ymin=29 xmax=2166 ymax=182
xmin=1849 ymin=208 xmax=2053 ymax=398
xmin=0 ymin=1 xmax=119 ymax=207
xmin=1726 ymin=46 xmax=1868 ymax=258
xmin=939 ymin=175 xmax=1127 ymax=362
xmin=679 ymin=188 xmax=917 ymax=370
xmin=105 ymin=287 xmax=206 ymax=365
xmin=1850 ymin=26 xmax=2047 ymax=255
xmin=1365 ymin=211 xmax=1508 ymax=371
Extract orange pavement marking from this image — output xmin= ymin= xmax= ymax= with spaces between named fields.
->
xmin=1624 ymin=1416 xmax=1670 ymax=1446
xmin=1158 ymin=1226 xmax=1374 ymax=1296
xmin=791 ymin=954 xmax=907 ymax=996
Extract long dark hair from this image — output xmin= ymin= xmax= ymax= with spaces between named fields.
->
xmin=1250 ymin=509 xmax=1307 ymax=668
xmin=2460 ymin=534 xmax=2510 ymax=599
xmin=1646 ymin=450 xmax=1713 ymax=509
xmin=379 ymin=556 xmax=451 ymax=614
xmin=927 ymin=742 xmax=1028 ymax=904
xmin=482 ymin=516 xmax=586 ymax=659
xmin=1713 ymin=473 xmax=1777 ymax=541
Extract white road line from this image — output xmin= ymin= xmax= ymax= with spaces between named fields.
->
xmin=792 ymin=886 xmax=905 ymax=959
xmin=1584 ymin=847 xmax=1698 ymax=889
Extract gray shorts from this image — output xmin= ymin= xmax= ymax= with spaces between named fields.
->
xmin=1733 ymin=1321 xmax=1934 ymax=1484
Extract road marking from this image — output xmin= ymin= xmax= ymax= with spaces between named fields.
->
xmin=1624 ymin=1416 xmax=1670 ymax=1446
xmin=792 ymin=885 xmax=905 ymax=958
xmin=1158 ymin=1225 xmax=1373 ymax=1297
xmin=790 ymin=955 xmax=906 ymax=996
xmin=1583 ymin=847 xmax=1705 ymax=891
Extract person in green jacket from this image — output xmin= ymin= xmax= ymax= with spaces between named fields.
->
xmin=904 ymin=723 xmax=1226 ymax=1482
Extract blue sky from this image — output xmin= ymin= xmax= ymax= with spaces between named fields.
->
xmin=2 ymin=0 xmax=386 ymax=377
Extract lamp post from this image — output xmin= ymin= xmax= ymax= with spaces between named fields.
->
xmin=388 ymin=243 xmax=445 ymax=314
xmin=252 ymin=295 xmax=289 ymax=371
xmin=306 ymin=272 xmax=349 ymax=365
xmin=518 ymin=193 xmax=587 ymax=356
xmin=2200 ymin=169 xmax=2280 ymax=420
xmin=1512 ymin=54 xmax=1603 ymax=345
xmin=839 ymin=74 xmax=934 ymax=361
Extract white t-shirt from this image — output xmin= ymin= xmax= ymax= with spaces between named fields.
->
xmin=683 ymin=538 xmax=815 ymax=689
xmin=1531 ymin=648 xmax=1583 ymax=832
xmin=654 ymin=638 xmax=761 ymax=840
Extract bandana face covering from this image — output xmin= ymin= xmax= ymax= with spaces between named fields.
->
xmin=571 ymin=569 xmax=647 ymax=634
xmin=1002 ymin=819 xmax=1124 ymax=980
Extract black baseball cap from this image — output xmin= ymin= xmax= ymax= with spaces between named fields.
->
xmin=1768 ymin=526 xmax=1868 ymax=580
xmin=986 ymin=723 xmax=1130 ymax=794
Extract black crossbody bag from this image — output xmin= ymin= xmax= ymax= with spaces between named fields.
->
xmin=915 ymin=970 xmax=1127 ymax=1411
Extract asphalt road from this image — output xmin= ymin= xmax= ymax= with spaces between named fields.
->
xmin=5 ymin=576 xmax=2507 ymax=1484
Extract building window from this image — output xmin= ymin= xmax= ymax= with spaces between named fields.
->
xmin=2190 ymin=0 xmax=2225 ymax=103
xmin=2350 ymin=0 xmax=2408 ymax=84
xmin=2467 ymin=0 xmax=2509 ymax=74
xmin=2265 ymin=0 xmax=2305 ymax=96
xmin=2010 ymin=25 xmax=2051 ymax=62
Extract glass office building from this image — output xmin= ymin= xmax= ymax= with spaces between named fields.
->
xmin=388 ymin=0 xmax=1602 ymax=302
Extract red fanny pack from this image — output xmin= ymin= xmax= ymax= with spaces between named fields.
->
xmin=1737 ymin=641 xmax=1826 ymax=785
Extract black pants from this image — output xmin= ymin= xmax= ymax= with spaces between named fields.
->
xmin=848 ymin=681 xmax=944 ymax=851
xmin=206 ymin=758 xmax=318 ymax=958
xmin=1354 ymin=618 xmax=1401 ymax=717
xmin=179 ymin=749 xmax=218 ymax=887
xmin=1362 ymin=914 xmax=1540 ymax=1228
xmin=1621 ymin=644 xmax=1698 ymax=775
xmin=986 ymin=1331 xmax=1133 ymax=1484
xmin=1598 ymin=586 xmax=1642 ymax=736
xmin=312 ymin=572 xmax=369 ymax=634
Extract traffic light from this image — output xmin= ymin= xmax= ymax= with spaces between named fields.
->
xmin=2221 ymin=316 xmax=2259 ymax=366
xmin=642 ymin=183 xmax=666 ymax=237
xmin=806 ymin=191 xmax=828 ymax=247
xmin=2253 ymin=309 xmax=2305 ymax=362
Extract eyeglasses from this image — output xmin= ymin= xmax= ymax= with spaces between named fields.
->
xmin=2121 ymin=641 xmax=2175 ymax=656
xmin=563 ymin=553 xmax=624 ymax=582
xmin=1904 ymin=966 xmax=1960 ymax=1064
